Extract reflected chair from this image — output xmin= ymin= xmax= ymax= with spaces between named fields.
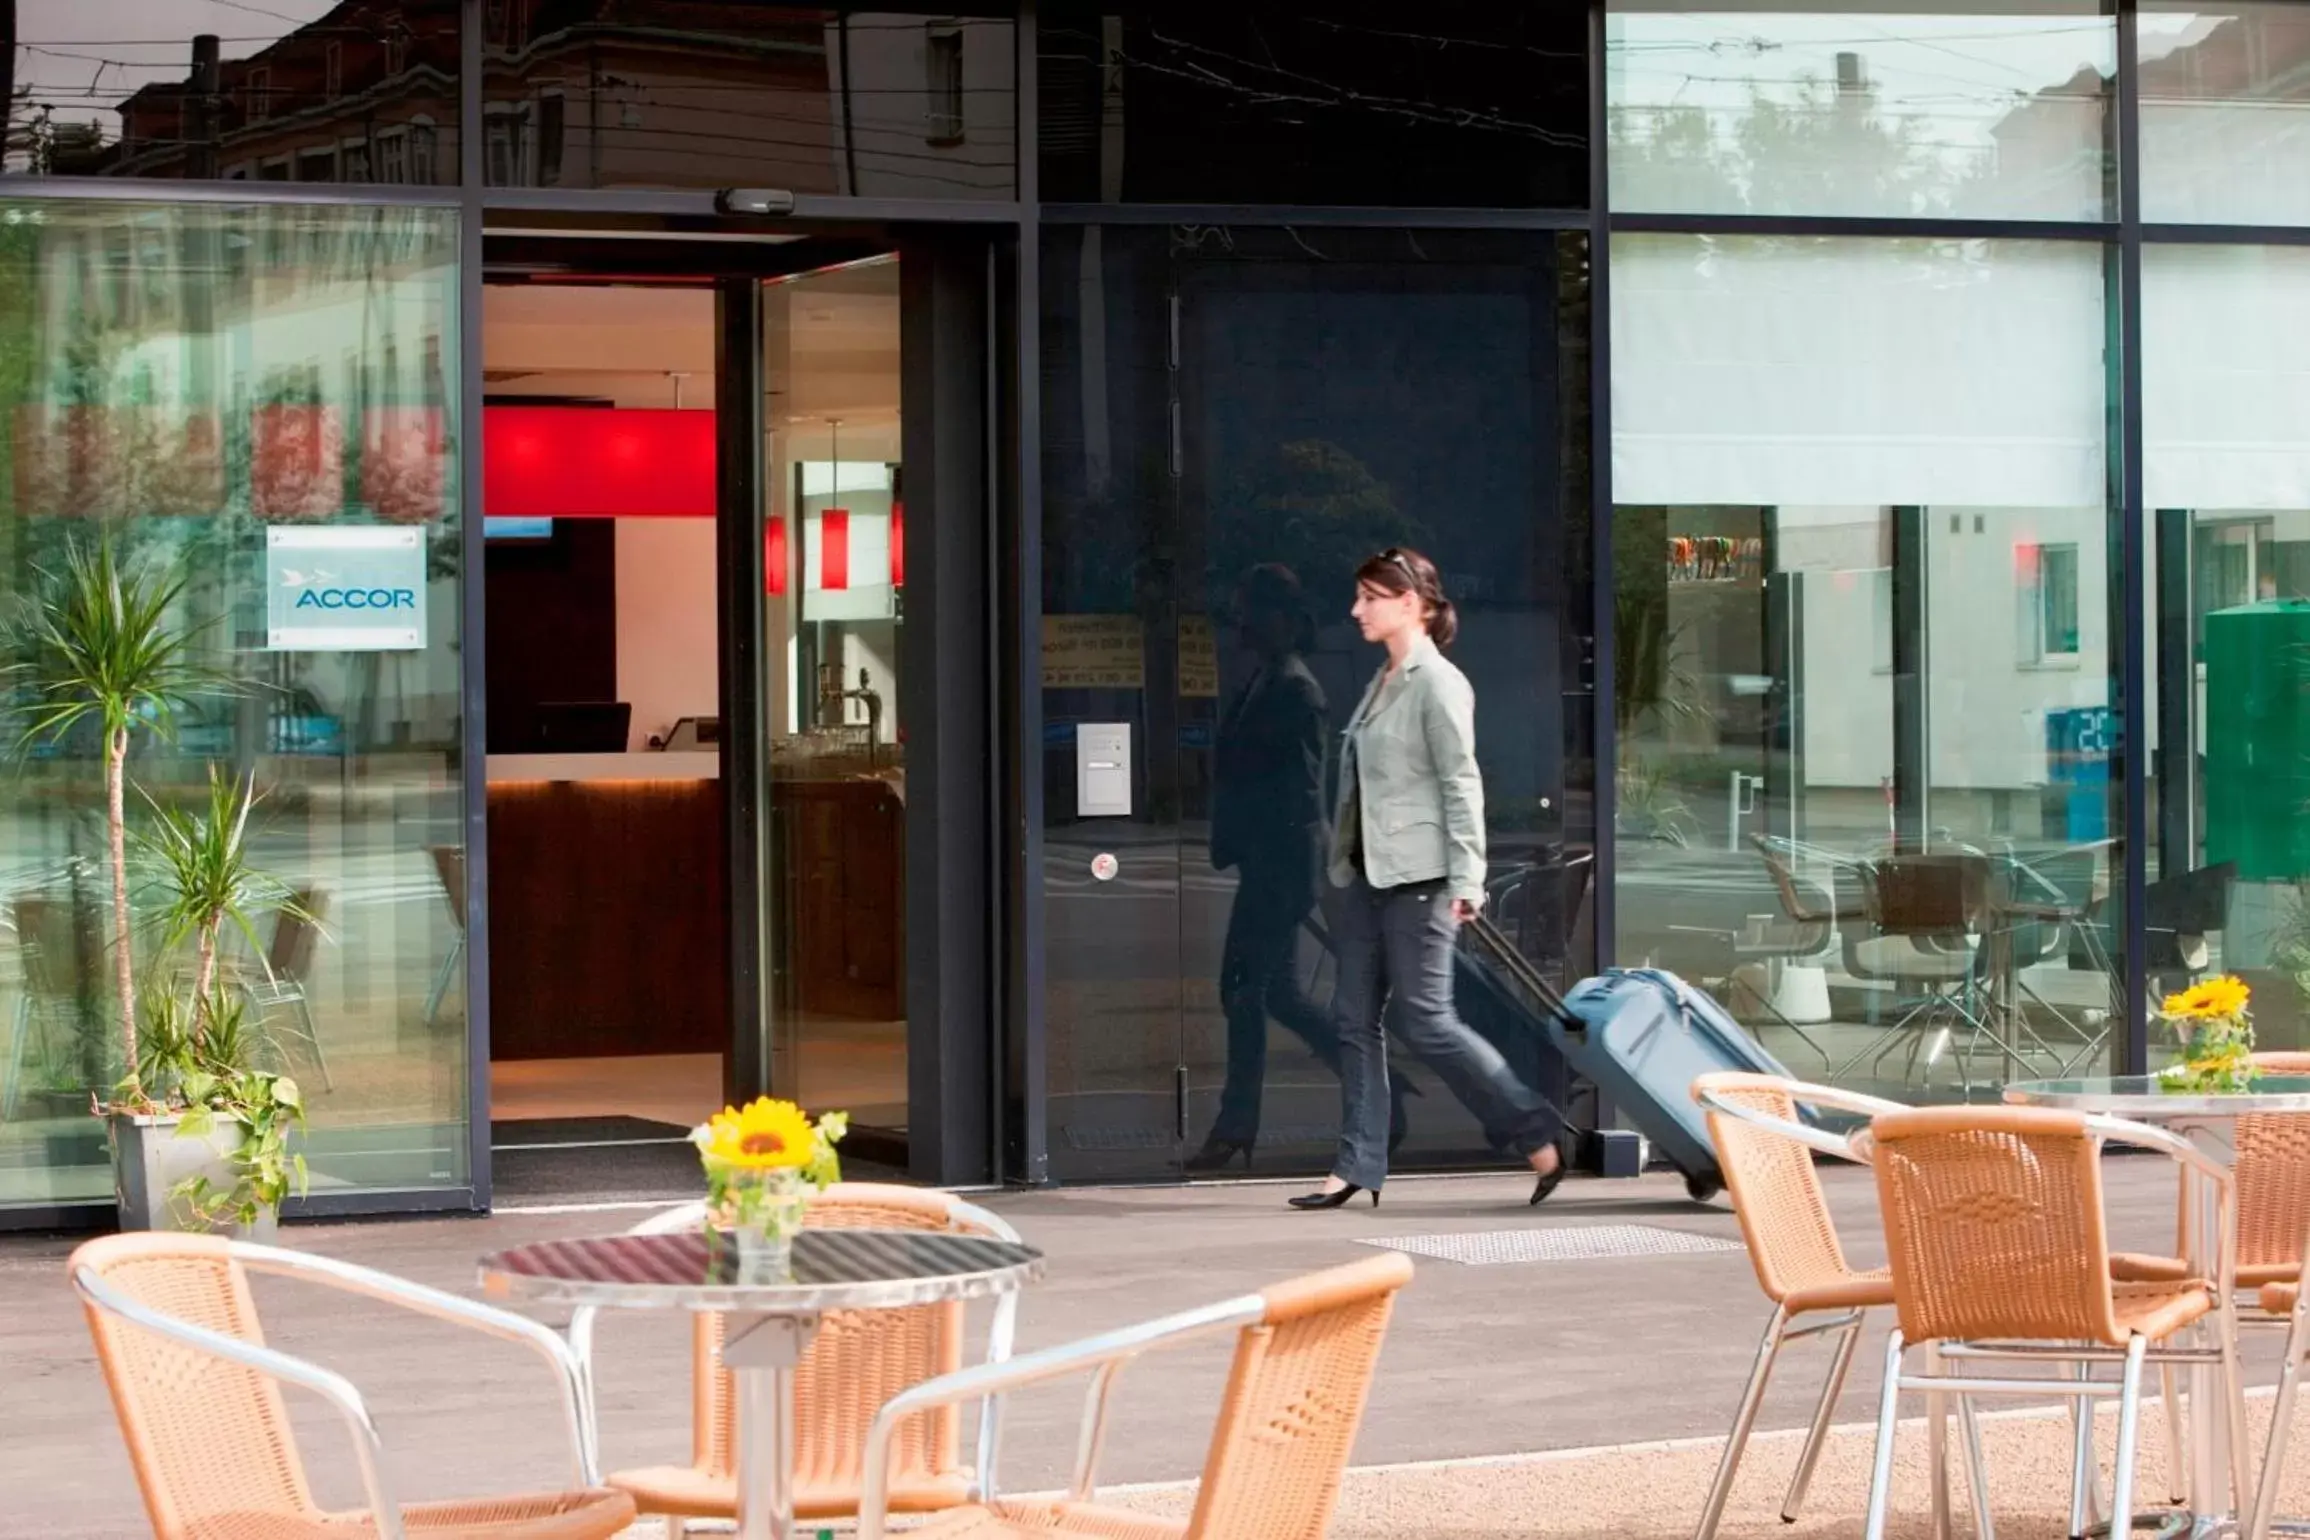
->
xmin=425 ymin=845 xmax=466 ymax=1027
xmin=2146 ymin=862 xmax=2238 ymax=1002
xmin=856 ymin=1252 xmax=1415 ymax=1540
xmin=1860 ymin=1106 xmax=2247 ymax=1540
xmin=1691 ymin=1073 xmax=1905 ymax=1540
xmin=1741 ymin=835 xmax=1873 ymax=1066
xmin=70 ymin=1232 xmax=634 ymax=1540
xmin=234 ymin=889 xmax=331 ymax=1092
xmin=1836 ymin=854 xmax=1993 ymax=1091
xmin=577 ymin=1182 xmax=1025 ymax=1538
xmin=1991 ymin=840 xmax=2118 ymax=1073
xmin=3 ymin=896 xmax=98 ymax=1120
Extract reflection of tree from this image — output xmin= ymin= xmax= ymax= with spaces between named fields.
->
xmin=1204 ymin=438 xmax=1425 ymax=616
xmin=1611 ymin=73 xmax=1952 ymax=214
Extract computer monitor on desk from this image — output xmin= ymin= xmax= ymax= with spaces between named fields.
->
xmin=533 ymin=702 xmax=632 ymax=754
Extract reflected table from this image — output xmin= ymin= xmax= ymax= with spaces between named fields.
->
xmin=481 ymin=1227 xmax=1044 ymax=1540
xmin=2008 ymin=1075 xmax=2310 ymax=1538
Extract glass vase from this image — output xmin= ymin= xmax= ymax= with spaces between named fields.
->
xmin=727 ymin=1169 xmax=808 ymax=1283
xmin=2162 ymin=1016 xmax=2257 ymax=1094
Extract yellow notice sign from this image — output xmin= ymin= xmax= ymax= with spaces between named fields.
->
xmin=1178 ymin=614 xmax=1218 ymax=698
xmin=1044 ymin=614 xmax=1144 ymax=690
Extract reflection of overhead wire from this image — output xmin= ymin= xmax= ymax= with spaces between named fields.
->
xmin=1851 ymin=16 xmax=2063 ymax=83
xmin=1300 ymin=17 xmax=1586 ymax=63
xmin=1608 ymin=22 xmax=2114 ymax=51
xmin=1123 ymin=32 xmax=1584 ymax=147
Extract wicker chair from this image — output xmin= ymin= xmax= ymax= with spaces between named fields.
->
xmin=2114 ymin=1052 xmax=2310 ymax=1299
xmin=1860 ymin=1106 xmax=2248 ymax=1540
xmin=576 ymin=1182 xmax=1025 ymax=1537
xmin=1691 ymin=1073 xmax=1906 ymax=1540
xmin=70 ymin=1232 xmax=634 ymax=1540
xmin=855 ymin=1251 xmax=1415 ymax=1540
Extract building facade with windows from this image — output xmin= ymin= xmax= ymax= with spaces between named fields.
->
xmin=1 ymin=1 xmax=2306 ymax=1227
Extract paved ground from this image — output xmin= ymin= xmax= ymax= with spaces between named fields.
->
xmin=0 ymin=1160 xmax=2239 ymax=1537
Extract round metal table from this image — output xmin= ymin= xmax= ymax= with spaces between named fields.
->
xmin=480 ymin=1227 xmax=1044 ymax=1540
xmin=2008 ymin=1074 xmax=2310 ymax=1536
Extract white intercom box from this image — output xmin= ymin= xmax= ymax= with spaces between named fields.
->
xmin=1076 ymin=723 xmax=1133 ymax=817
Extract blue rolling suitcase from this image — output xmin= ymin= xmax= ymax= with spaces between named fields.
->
xmin=1466 ymin=920 xmax=1800 ymax=1202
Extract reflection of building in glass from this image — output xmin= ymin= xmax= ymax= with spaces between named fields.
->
xmin=482 ymin=6 xmax=1014 ymax=195
xmin=28 ymin=3 xmax=462 ymax=182
xmin=11 ymin=3 xmax=1014 ymax=193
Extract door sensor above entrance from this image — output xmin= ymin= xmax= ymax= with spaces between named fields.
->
xmin=716 ymin=188 xmax=798 ymax=216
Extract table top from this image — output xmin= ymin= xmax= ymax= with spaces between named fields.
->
xmin=2007 ymin=1074 xmax=2310 ymax=1117
xmin=478 ymin=1228 xmax=1044 ymax=1313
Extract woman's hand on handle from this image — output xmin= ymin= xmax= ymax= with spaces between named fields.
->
xmin=1452 ymin=898 xmax=1482 ymax=926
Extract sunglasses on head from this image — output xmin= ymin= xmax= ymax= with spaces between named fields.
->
xmin=1378 ymin=549 xmax=1417 ymax=583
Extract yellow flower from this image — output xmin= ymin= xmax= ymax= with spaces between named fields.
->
xmin=694 ymin=1097 xmax=816 ymax=1171
xmin=2163 ymin=975 xmax=2251 ymax=1022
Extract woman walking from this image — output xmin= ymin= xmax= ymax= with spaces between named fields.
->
xmin=1290 ymin=548 xmax=1568 ymax=1210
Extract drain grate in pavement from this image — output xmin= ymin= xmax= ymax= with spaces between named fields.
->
xmin=1358 ymin=1224 xmax=1743 ymax=1266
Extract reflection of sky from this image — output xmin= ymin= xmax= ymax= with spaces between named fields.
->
xmin=1607 ymin=11 xmax=2124 ymax=171
xmin=14 ymin=2 xmax=333 ymax=137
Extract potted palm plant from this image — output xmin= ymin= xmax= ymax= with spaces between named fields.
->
xmin=3 ymin=532 xmax=238 ymax=1225
xmin=123 ymin=767 xmax=316 ymax=1234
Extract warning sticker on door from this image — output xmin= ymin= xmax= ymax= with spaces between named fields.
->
xmin=1043 ymin=615 xmax=1144 ymax=690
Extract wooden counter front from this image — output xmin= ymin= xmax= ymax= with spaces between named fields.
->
xmin=486 ymin=776 xmax=728 ymax=1060
xmin=778 ymin=776 xmax=905 ymax=1023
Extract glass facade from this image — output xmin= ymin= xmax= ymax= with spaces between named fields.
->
xmin=1038 ymin=6 xmax=1590 ymax=207
xmin=479 ymin=6 xmax=1017 ymax=196
xmin=0 ymin=198 xmax=467 ymax=1211
xmin=1609 ymin=233 xmax=2123 ymax=1096
xmin=1607 ymin=4 xmax=2116 ymax=219
xmin=2141 ymin=3 xmax=2310 ymax=225
xmin=9 ymin=3 xmax=461 ymax=184
xmin=6 ymin=3 xmax=2310 ymax=1218
xmin=1038 ymin=225 xmax=1593 ymax=1181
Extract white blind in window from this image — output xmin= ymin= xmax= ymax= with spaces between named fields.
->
xmin=1610 ymin=234 xmax=2107 ymax=508
xmin=2144 ymin=245 xmax=2310 ymax=510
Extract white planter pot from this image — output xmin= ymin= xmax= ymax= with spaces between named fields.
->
xmin=109 ymin=1112 xmax=278 ymax=1238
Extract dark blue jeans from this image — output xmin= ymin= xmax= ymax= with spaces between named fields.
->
xmin=1330 ymin=873 xmax=1563 ymax=1190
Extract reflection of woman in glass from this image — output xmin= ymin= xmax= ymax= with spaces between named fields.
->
xmin=1291 ymin=548 xmax=1567 ymax=1210
xmin=1191 ymin=566 xmax=1338 ymax=1171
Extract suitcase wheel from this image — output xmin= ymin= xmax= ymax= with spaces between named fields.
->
xmin=1684 ymin=1172 xmax=1723 ymax=1204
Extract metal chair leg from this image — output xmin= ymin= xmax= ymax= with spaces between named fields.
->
xmin=2069 ymin=1357 xmax=2097 ymax=1540
xmin=1927 ymin=1342 xmax=1953 ymax=1540
xmin=1864 ymin=1331 xmax=1907 ymax=1540
xmin=1959 ymin=1392 xmax=1996 ymax=1540
xmin=1695 ymin=1307 xmax=1789 ymax=1540
xmin=2110 ymin=1336 xmax=2149 ymax=1540
xmin=2250 ymin=1337 xmax=2305 ymax=1540
xmin=425 ymin=932 xmax=465 ymax=1027
xmin=2159 ymin=1364 xmax=2187 ymax=1506
xmin=1783 ymin=1316 xmax=1862 ymax=1523
xmin=293 ymin=993 xmax=333 ymax=1091
xmin=2221 ymin=1302 xmax=2255 ymax=1529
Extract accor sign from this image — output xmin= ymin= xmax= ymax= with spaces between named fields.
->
xmin=292 ymin=587 xmax=418 ymax=611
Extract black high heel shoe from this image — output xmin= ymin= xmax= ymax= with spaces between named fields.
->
xmin=1528 ymin=1148 xmax=1567 ymax=1207
xmin=1185 ymin=1136 xmax=1254 ymax=1173
xmin=1289 ymin=1183 xmax=1378 ymax=1210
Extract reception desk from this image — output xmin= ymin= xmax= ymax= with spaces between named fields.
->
xmin=485 ymin=753 xmax=726 ymax=1060
xmin=484 ymin=750 xmax=907 ymax=1061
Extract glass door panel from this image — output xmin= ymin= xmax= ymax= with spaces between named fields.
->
xmin=761 ymin=257 xmax=909 ymax=1149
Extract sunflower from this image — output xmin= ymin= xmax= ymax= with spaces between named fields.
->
xmin=2163 ymin=974 xmax=2251 ymax=1022
xmin=694 ymin=1097 xmax=817 ymax=1171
